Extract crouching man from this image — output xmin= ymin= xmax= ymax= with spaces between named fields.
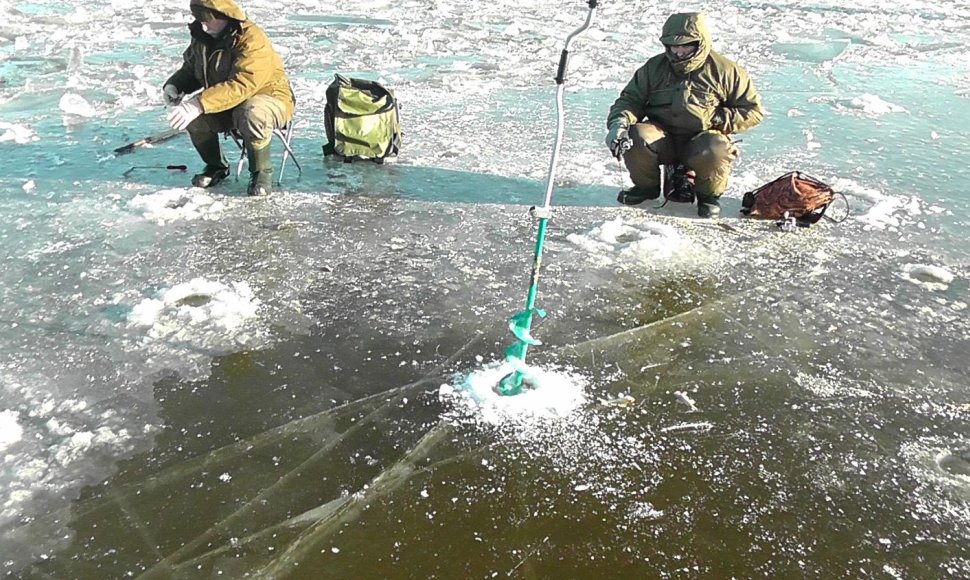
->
xmin=163 ymin=0 xmax=295 ymax=196
xmin=605 ymin=12 xmax=764 ymax=218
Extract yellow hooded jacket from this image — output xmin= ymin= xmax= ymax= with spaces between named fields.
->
xmin=165 ymin=0 xmax=295 ymax=119
xmin=607 ymin=12 xmax=763 ymax=138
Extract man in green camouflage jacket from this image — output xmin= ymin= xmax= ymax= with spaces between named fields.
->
xmin=606 ymin=12 xmax=764 ymax=218
xmin=163 ymin=0 xmax=295 ymax=196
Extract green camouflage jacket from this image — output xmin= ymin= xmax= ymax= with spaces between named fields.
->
xmin=607 ymin=12 xmax=764 ymax=137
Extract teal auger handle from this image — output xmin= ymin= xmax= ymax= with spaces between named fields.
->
xmin=496 ymin=2 xmax=597 ymax=397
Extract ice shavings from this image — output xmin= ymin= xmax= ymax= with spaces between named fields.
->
xmin=898 ymin=438 xmax=970 ymax=525
xmin=124 ymin=278 xmax=267 ymax=380
xmin=440 ymin=361 xmax=666 ymax=522
xmin=565 ymin=217 xmax=696 ymax=267
xmin=128 ymin=278 xmax=261 ymax=340
xmin=793 ymin=371 xmax=876 ymax=399
xmin=660 ymin=421 xmax=713 ymax=433
xmin=129 ymin=188 xmax=229 ymax=224
xmin=899 ymin=263 xmax=956 ymax=291
xmin=439 ymin=360 xmax=587 ymax=424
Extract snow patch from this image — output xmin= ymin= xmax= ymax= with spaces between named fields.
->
xmin=831 ymin=178 xmax=918 ymax=231
xmin=0 ymin=373 xmax=146 ymax=536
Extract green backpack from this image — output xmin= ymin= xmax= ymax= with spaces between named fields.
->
xmin=322 ymin=74 xmax=401 ymax=163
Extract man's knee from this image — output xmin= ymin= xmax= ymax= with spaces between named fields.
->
xmin=686 ymin=131 xmax=736 ymax=173
xmin=232 ymin=99 xmax=282 ymax=144
xmin=623 ymin=122 xmax=667 ymax=170
xmin=629 ymin=122 xmax=667 ymax=150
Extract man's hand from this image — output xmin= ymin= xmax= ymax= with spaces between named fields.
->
xmin=162 ymin=84 xmax=183 ymax=107
xmin=605 ymin=122 xmax=632 ymax=161
xmin=167 ymin=97 xmax=203 ymax=131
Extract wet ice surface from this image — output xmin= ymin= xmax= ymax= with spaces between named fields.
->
xmin=4 ymin=198 xmax=966 ymax=577
xmin=1 ymin=0 xmax=970 ymax=576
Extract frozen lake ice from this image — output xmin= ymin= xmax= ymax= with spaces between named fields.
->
xmin=1 ymin=0 xmax=968 ymax=576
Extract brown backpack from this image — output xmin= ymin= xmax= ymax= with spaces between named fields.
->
xmin=740 ymin=171 xmax=841 ymax=224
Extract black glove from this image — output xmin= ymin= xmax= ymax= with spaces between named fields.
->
xmin=605 ymin=122 xmax=632 ymax=160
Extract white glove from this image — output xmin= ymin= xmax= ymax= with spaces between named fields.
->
xmin=605 ymin=121 xmax=631 ymax=160
xmin=162 ymin=84 xmax=182 ymax=106
xmin=167 ymin=96 xmax=203 ymax=131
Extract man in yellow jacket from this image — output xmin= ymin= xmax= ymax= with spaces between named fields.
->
xmin=163 ymin=0 xmax=295 ymax=196
xmin=606 ymin=12 xmax=764 ymax=218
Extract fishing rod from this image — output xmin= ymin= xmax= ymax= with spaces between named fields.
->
xmin=113 ymin=90 xmax=202 ymax=155
xmin=497 ymin=0 xmax=599 ymax=396
xmin=122 ymin=164 xmax=188 ymax=178
xmin=113 ymin=128 xmax=182 ymax=156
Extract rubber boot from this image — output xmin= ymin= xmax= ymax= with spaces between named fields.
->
xmin=189 ymin=132 xmax=229 ymax=188
xmin=697 ymin=194 xmax=721 ymax=218
xmin=617 ymin=185 xmax=660 ymax=206
xmin=245 ymin=142 xmax=273 ymax=197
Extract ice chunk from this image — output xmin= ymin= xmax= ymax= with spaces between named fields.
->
xmin=0 ymin=122 xmax=39 ymax=144
xmin=847 ymin=94 xmax=907 ymax=115
xmin=833 ymin=93 xmax=907 ymax=117
xmin=58 ymin=93 xmax=97 ymax=117
xmin=0 ymin=410 xmax=24 ymax=451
